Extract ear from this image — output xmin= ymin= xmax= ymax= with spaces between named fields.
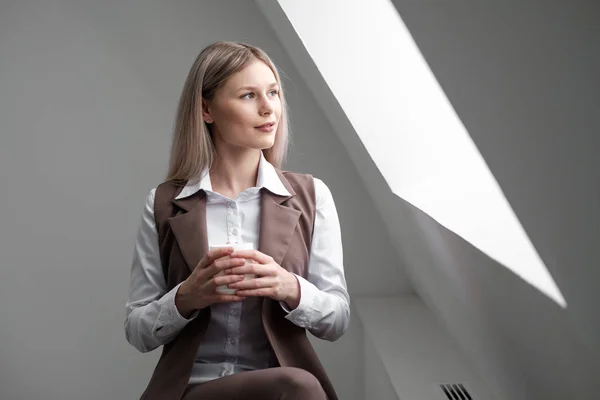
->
xmin=201 ymin=98 xmax=213 ymax=124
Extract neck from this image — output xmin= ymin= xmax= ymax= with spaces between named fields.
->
xmin=210 ymin=146 xmax=262 ymax=199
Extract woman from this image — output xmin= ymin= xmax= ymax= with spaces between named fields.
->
xmin=125 ymin=41 xmax=350 ymax=400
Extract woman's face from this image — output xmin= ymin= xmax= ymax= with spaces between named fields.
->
xmin=203 ymin=60 xmax=281 ymax=152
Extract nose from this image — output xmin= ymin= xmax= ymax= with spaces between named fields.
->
xmin=258 ymin=95 xmax=273 ymax=116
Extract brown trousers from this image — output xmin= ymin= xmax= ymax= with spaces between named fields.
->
xmin=181 ymin=367 xmax=328 ymax=400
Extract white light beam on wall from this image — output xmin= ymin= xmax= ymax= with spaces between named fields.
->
xmin=277 ymin=0 xmax=566 ymax=307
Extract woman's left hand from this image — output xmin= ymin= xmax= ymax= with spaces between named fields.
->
xmin=224 ymin=249 xmax=301 ymax=310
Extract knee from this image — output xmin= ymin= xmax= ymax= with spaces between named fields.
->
xmin=276 ymin=368 xmax=325 ymax=397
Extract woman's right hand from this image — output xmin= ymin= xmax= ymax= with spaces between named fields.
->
xmin=175 ymin=247 xmax=247 ymax=318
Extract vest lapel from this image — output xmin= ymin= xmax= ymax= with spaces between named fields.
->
xmin=259 ymin=185 xmax=302 ymax=371
xmin=169 ymin=191 xmax=208 ymax=273
xmin=258 ymin=188 xmax=301 ymax=266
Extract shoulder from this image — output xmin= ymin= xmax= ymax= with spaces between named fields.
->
xmin=278 ymin=170 xmax=314 ymax=200
xmin=152 ymin=180 xmax=187 ymax=205
xmin=280 ymin=170 xmax=314 ymax=188
xmin=311 ymin=177 xmax=330 ymax=198
xmin=280 ymin=170 xmax=334 ymax=208
xmin=141 ymin=180 xmax=188 ymax=218
xmin=155 ymin=180 xmax=187 ymax=197
xmin=312 ymin=177 xmax=335 ymax=209
xmin=137 ymin=188 xmax=157 ymax=220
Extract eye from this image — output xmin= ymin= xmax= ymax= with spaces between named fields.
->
xmin=269 ymin=89 xmax=279 ymax=96
xmin=241 ymin=92 xmax=255 ymax=99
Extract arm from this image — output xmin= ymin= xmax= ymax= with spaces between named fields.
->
xmin=124 ymin=189 xmax=198 ymax=353
xmin=281 ymin=178 xmax=351 ymax=341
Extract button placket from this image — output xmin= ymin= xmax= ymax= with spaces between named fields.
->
xmin=226 ymin=201 xmax=241 ymax=243
xmin=223 ymin=302 xmax=242 ymax=366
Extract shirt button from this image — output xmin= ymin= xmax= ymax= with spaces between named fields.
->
xmin=226 ymin=357 xmax=236 ymax=363
xmin=231 ymin=228 xmax=238 ymax=236
xmin=228 ymin=338 xmax=236 ymax=345
xmin=230 ymin=309 xmax=240 ymax=317
xmin=228 ymin=203 xmax=235 ymax=209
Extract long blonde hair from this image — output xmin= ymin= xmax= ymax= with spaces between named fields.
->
xmin=166 ymin=41 xmax=290 ymax=183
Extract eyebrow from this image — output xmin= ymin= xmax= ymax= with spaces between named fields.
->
xmin=237 ymin=82 xmax=279 ymax=91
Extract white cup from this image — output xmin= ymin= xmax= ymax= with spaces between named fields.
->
xmin=209 ymin=242 xmax=255 ymax=295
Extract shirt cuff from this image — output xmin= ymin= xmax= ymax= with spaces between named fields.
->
xmin=279 ymin=274 xmax=320 ymax=329
xmin=153 ymin=282 xmax=199 ymax=336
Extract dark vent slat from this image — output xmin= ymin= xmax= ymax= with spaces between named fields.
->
xmin=441 ymin=385 xmax=453 ymax=400
xmin=449 ymin=387 xmax=461 ymax=400
xmin=458 ymin=383 xmax=473 ymax=400
xmin=453 ymin=384 xmax=467 ymax=400
xmin=440 ymin=383 xmax=473 ymax=400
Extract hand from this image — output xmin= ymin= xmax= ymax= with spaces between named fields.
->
xmin=175 ymin=247 xmax=248 ymax=318
xmin=225 ymin=249 xmax=301 ymax=310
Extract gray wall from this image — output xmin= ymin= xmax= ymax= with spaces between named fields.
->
xmin=388 ymin=1 xmax=600 ymax=399
xmin=258 ymin=1 xmax=600 ymax=399
xmin=0 ymin=1 xmax=402 ymax=399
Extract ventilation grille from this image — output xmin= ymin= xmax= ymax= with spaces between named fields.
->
xmin=439 ymin=383 xmax=473 ymax=400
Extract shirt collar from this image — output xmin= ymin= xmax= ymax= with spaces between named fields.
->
xmin=174 ymin=152 xmax=290 ymax=200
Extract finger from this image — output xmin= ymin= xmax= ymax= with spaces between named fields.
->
xmin=205 ymin=257 xmax=247 ymax=277
xmin=225 ymin=262 xmax=273 ymax=277
xmin=235 ymin=288 xmax=274 ymax=297
xmin=214 ymin=254 xmax=234 ymax=262
xmin=196 ymin=247 xmax=234 ymax=269
xmin=227 ymin=276 xmax=276 ymax=290
xmin=203 ymin=271 xmax=245 ymax=291
xmin=230 ymin=249 xmax=272 ymax=264
xmin=212 ymin=274 xmax=246 ymax=288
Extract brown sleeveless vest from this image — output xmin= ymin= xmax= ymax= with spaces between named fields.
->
xmin=139 ymin=170 xmax=338 ymax=400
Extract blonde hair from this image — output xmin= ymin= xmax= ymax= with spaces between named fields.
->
xmin=165 ymin=41 xmax=290 ymax=183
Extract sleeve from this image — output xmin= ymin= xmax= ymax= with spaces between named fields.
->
xmin=124 ymin=188 xmax=199 ymax=353
xmin=280 ymin=177 xmax=351 ymax=341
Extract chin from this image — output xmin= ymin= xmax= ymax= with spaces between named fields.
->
xmin=253 ymin=134 xmax=276 ymax=149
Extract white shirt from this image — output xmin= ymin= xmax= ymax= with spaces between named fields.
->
xmin=125 ymin=153 xmax=350 ymax=384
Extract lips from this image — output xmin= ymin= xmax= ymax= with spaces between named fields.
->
xmin=255 ymin=122 xmax=276 ymax=128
